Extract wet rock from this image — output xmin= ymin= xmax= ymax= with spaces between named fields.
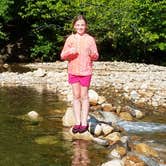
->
xmin=138 ymin=154 xmax=160 ymax=166
xmin=17 ymin=111 xmax=43 ymax=125
xmin=92 ymin=137 xmax=109 ymax=146
xmin=99 ymin=111 xmax=120 ymax=123
xmin=134 ymin=143 xmax=159 ymax=158
xmin=123 ymin=155 xmax=146 ymax=166
xmin=35 ymin=136 xmax=58 ymax=145
xmin=27 ymin=111 xmax=39 ymax=120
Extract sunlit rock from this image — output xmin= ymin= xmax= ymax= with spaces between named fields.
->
xmin=88 ymin=89 xmax=99 ymax=106
xmin=119 ymin=112 xmax=133 ymax=121
xmin=109 ymin=146 xmax=127 ymax=159
xmin=27 ymin=111 xmax=39 ymax=120
xmin=69 ymin=128 xmax=93 ymax=141
xmin=101 ymin=159 xmax=124 ymax=166
xmin=33 ymin=68 xmax=46 ymax=77
xmin=123 ymin=154 xmax=146 ymax=166
xmin=88 ymin=122 xmax=102 ymax=136
xmin=98 ymin=95 xmax=106 ymax=104
xmin=134 ymin=143 xmax=159 ymax=158
xmin=62 ymin=107 xmax=75 ymax=127
xmin=102 ymin=103 xmax=114 ymax=112
xmin=105 ymin=132 xmax=121 ymax=142
xmin=101 ymin=123 xmax=114 ymax=136
xmin=130 ymin=90 xmax=140 ymax=101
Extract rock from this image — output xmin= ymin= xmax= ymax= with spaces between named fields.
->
xmin=33 ymin=68 xmax=46 ymax=77
xmin=138 ymin=154 xmax=160 ymax=166
xmin=62 ymin=107 xmax=75 ymax=127
xmin=98 ymin=95 xmax=106 ymax=104
xmin=90 ymin=105 xmax=102 ymax=112
xmin=105 ymin=132 xmax=121 ymax=142
xmin=35 ymin=136 xmax=58 ymax=145
xmin=101 ymin=123 xmax=114 ymax=135
xmin=17 ymin=111 xmax=42 ymax=125
xmin=88 ymin=122 xmax=102 ymax=136
xmin=99 ymin=111 xmax=120 ymax=123
xmin=130 ymin=90 xmax=140 ymax=101
xmin=3 ymin=63 xmax=9 ymax=69
xmin=134 ymin=109 xmax=144 ymax=119
xmin=119 ymin=112 xmax=133 ymax=121
xmin=27 ymin=111 xmax=39 ymax=120
xmin=134 ymin=143 xmax=159 ymax=158
xmin=123 ymin=155 xmax=146 ymax=166
xmin=69 ymin=128 xmax=94 ymax=141
xmin=123 ymin=106 xmax=144 ymax=119
xmin=101 ymin=159 xmax=124 ymax=166
xmin=92 ymin=137 xmax=109 ymax=146
xmin=102 ymin=103 xmax=114 ymax=112
xmin=88 ymin=89 xmax=99 ymax=106
xmin=109 ymin=146 xmax=127 ymax=159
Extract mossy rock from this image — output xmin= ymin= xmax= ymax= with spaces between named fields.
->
xmin=16 ymin=114 xmax=43 ymax=125
xmin=35 ymin=136 xmax=58 ymax=145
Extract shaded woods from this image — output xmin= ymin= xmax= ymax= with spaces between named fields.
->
xmin=0 ymin=0 xmax=165 ymax=65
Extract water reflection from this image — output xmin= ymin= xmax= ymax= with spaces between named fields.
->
xmin=71 ymin=140 xmax=90 ymax=166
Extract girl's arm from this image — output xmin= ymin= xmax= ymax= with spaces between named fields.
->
xmin=60 ymin=36 xmax=78 ymax=61
xmin=89 ymin=38 xmax=99 ymax=61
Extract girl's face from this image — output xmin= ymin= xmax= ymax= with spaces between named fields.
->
xmin=74 ymin=19 xmax=87 ymax=35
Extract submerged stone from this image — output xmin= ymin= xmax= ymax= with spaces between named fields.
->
xmin=35 ymin=136 xmax=58 ymax=145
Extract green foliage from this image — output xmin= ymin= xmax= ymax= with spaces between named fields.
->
xmin=0 ymin=0 xmax=165 ymax=63
xmin=0 ymin=0 xmax=14 ymax=40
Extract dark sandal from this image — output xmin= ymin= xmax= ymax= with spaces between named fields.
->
xmin=79 ymin=125 xmax=88 ymax=133
xmin=72 ymin=125 xmax=80 ymax=133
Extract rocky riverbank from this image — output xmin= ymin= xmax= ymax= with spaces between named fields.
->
xmin=0 ymin=61 xmax=166 ymax=112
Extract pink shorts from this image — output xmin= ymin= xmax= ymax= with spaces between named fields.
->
xmin=68 ymin=74 xmax=92 ymax=87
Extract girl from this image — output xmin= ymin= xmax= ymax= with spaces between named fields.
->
xmin=60 ymin=15 xmax=99 ymax=133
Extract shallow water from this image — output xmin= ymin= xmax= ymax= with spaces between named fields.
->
xmin=0 ymin=86 xmax=108 ymax=166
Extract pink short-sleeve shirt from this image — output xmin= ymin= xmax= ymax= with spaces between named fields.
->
xmin=60 ymin=33 xmax=99 ymax=76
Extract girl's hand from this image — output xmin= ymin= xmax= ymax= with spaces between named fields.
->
xmin=67 ymin=47 xmax=78 ymax=61
xmin=70 ymin=47 xmax=78 ymax=55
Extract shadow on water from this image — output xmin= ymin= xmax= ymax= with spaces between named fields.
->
xmin=0 ymin=86 xmax=108 ymax=166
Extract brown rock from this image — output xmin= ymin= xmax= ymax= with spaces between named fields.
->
xmin=134 ymin=143 xmax=159 ymax=157
xmin=98 ymin=96 xmax=106 ymax=104
xmin=124 ymin=155 xmax=146 ymax=166
xmin=90 ymin=105 xmax=102 ymax=112
xmin=102 ymin=103 xmax=114 ymax=112
xmin=119 ymin=112 xmax=133 ymax=121
xmin=105 ymin=132 xmax=121 ymax=142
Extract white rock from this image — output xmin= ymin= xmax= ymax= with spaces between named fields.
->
xmin=88 ymin=89 xmax=99 ymax=105
xmin=101 ymin=159 xmax=124 ymax=166
xmin=101 ymin=123 xmax=114 ymax=135
xmin=27 ymin=111 xmax=39 ymax=120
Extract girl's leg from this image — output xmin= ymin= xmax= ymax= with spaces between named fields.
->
xmin=72 ymin=83 xmax=81 ymax=125
xmin=80 ymin=85 xmax=89 ymax=126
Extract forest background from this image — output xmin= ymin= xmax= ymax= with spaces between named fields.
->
xmin=0 ymin=0 xmax=165 ymax=65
